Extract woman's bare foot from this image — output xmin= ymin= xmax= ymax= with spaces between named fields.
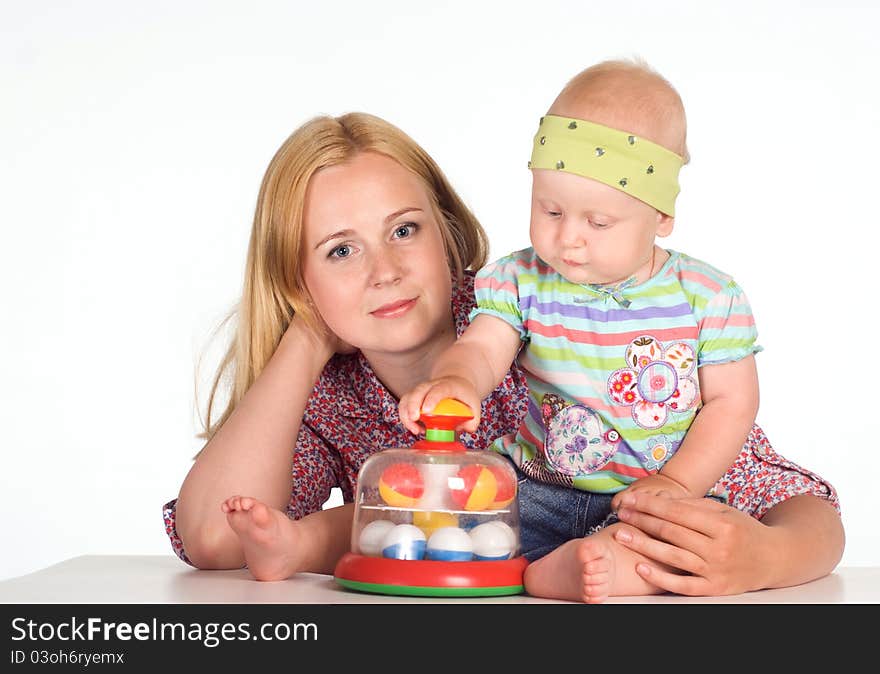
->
xmin=523 ymin=525 xmax=661 ymax=603
xmin=221 ymin=496 xmax=307 ymax=581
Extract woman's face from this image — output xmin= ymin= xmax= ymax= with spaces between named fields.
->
xmin=302 ymin=151 xmax=454 ymax=357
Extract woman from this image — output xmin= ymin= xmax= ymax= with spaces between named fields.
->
xmin=164 ymin=112 xmax=843 ymax=596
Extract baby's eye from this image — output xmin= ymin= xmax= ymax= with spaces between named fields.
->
xmin=329 ymin=244 xmax=352 ymax=259
xmin=393 ymin=223 xmax=417 ymax=239
xmin=546 ymin=210 xmax=561 ymax=217
xmin=590 ymin=220 xmax=610 ymax=229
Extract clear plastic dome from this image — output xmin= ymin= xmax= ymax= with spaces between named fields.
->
xmin=351 ymin=446 xmax=521 ymax=562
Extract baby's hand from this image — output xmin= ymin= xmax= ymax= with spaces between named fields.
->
xmin=611 ymin=473 xmax=691 ymax=512
xmin=398 ymin=376 xmax=481 ymax=435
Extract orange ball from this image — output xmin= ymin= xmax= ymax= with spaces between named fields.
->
xmin=488 ymin=464 xmax=516 ymax=509
xmin=378 ymin=463 xmax=424 ymax=508
xmin=449 ymin=465 xmax=497 ymax=511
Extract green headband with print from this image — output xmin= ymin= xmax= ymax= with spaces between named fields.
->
xmin=529 ymin=114 xmax=684 ymax=216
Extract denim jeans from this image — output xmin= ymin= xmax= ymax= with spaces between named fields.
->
xmin=512 ymin=462 xmax=728 ymax=562
xmin=514 ymin=466 xmax=617 ymax=562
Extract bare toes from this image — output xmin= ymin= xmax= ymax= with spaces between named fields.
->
xmin=583 ymin=571 xmax=609 ymax=586
xmin=237 ymin=496 xmax=257 ymax=511
xmin=224 ymin=495 xmax=245 ymax=512
xmin=584 ymin=589 xmax=608 ymax=604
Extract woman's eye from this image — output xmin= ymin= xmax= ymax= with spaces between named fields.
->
xmin=329 ymin=244 xmax=352 ymax=259
xmin=393 ymin=223 xmax=417 ymax=239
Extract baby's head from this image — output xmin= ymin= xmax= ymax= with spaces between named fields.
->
xmin=530 ymin=59 xmax=688 ymax=286
xmin=549 ymin=59 xmax=689 ymax=162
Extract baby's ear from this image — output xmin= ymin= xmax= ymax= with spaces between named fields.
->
xmin=656 ymin=212 xmax=674 ymax=238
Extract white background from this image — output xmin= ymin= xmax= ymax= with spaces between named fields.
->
xmin=2 ymin=0 xmax=877 ymax=581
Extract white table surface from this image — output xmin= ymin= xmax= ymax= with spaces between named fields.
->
xmin=1 ymin=556 xmax=878 ymax=604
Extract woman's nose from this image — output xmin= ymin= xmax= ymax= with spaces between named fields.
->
xmin=369 ymin=249 xmax=404 ymax=287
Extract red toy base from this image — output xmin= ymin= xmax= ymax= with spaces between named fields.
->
xmin=334 ymin=553 xmax=529 ymax=597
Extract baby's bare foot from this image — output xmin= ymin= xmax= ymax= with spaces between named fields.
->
xmin=524 ymin=534 xmax=618 ymax=603
xmin=222 ymin=495 xmax=306 ymax=581
xmin=524 ymin=525 xmax=660 ymax=603
xmin=576 ymin=535 xmax=618 ymax=604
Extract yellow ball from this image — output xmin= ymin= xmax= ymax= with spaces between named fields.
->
xmin=413 ymin=511 xmax=459 ymax=538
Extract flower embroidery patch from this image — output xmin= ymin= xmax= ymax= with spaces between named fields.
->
xmin=607 ymin=335 xmax=700 ymax=429
xmin=542 ymin=393 xmax=621 ymax=476
xmin=643 ymin=434 xmax=680 ymax=471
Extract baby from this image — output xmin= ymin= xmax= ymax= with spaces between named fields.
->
xmin=400 ymin=59 xmax=762 ymax=603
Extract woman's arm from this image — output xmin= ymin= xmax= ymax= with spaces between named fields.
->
xmin=612 ymin=492 xmax=845 ymax=595
xmin=174 ymin=317 xmax=335 ymax=569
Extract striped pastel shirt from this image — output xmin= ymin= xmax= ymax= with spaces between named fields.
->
xmin=471 ymin=247 xmax=761 ymax=494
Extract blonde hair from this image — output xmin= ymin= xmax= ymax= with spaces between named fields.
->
xmin=199 ymin=112 xmax=488 ymax=443
xmin=550 ymin=57 xmax=690 ymax=164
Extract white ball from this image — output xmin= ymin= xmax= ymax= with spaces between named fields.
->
xmin=381 ymin=524 xmax=427 ymax=560
xmin=358 ymin=520 xmax=396 ymax=557
xmin=469 ymin=521 xmax=516 ymax=560
xmin=488 ymin=520 xmax=517 ymax=548
xmin=426 ymin=526 xmax=474 ymax=561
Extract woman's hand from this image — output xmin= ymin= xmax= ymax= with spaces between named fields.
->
xmin=177 ymin=308 xmax=354 ymax=569
xmin=285 ymin=311 xmax=357 ymax=363
xmin=611 ymin=492 xmax=778 ymax=595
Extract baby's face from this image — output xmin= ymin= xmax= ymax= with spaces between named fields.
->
xmin=529 ymin=168 xmax=673 ymax=286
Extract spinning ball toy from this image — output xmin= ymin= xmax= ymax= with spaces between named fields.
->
xmin=334 ymin=398 xmax=528 ymax=596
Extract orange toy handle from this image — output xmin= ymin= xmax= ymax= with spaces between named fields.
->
xmin=419 ymin=398 xmax=474 ymax=439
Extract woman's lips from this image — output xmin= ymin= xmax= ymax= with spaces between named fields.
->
xmin=370 ymin=297 xmax=418 ymax=318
